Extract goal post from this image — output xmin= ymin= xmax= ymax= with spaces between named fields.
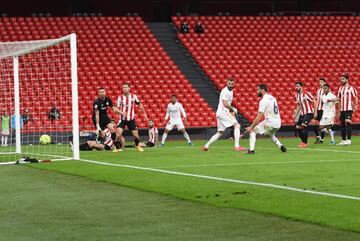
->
xmin=0 ymin=33 xmax=79 ymax=162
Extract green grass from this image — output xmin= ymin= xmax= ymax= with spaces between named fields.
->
xmin=1 ymin=165 xmax=360 ymax=241
xmin=2 ymin=135 xmax=360 ymax=240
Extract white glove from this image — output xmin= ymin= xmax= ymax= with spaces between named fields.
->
xmin=96 ymin=124 xmax=102 ymax=132
xmin=232 ymin=107 xmax=238 ymax=114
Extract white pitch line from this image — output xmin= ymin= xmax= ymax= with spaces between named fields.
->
xmin=77 ymin=158 xmax=360 ymax=201
xmin=150 ymin=158 xmax=360 ymax=169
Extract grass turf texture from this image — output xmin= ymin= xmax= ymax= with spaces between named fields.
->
xmin=1 ymin=165 xmax=360 ymax=241
xmin=1 ymin=136 xmax=360 ymax=239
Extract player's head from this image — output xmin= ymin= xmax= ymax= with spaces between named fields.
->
xmin=340 ymin=73 xmax=349 ymax=85
xmin=148 ymin=119 xmax=154 ymax=128
xmin=123 ymin=83 xmax=131 ymax=95
xmin=226 ymin=78 xmax=235 ymax=90
xmin=98 ymin=87 xmax=106 ymax=98
xmin=295 ymin=82 xmax=303 ymax=93
xmin=257 ymin=84 xmax=268 ymax=97
xmin=319 ymin=77 xmax=326 ymax=87
xmin=322 ymin=83 xmax=330 ymax=94
xmin=170 ymin=94 xmax=177 ymax=104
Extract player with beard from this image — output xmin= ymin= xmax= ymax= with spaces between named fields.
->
xmin=314 ymin=78 xmax=326 ymax=144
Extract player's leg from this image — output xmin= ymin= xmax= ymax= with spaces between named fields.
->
xmin=4 ymin=134 xmax=8 ymax=146
xmin=178 ymin=121 xmax=192 ymax=145
xmin=248 ymin=131 xmax=256 ymax=154
xmin=161 ymin=121 xmax=174 ymax=146
xmin=314 ymin=110 xmax=323 ymax=144
xmin=128 ymin=120 xmax=143 ymax=151
xmin=328 ymin=125 xmax=335 ymax=144
xmin=1 ymin=134 xmax=4 ymax=146
xmin=337 ymin=111 xmax=348 ymax=145
xmin=87 ymin=140 xmax=105 ymax=150
xmin=113 ymin=121 xmax=125 ymax=152
xmin=203 ymin=117 xmax=224 ymax=150
xmin=345 ymin=111 xmax=353 ymax=145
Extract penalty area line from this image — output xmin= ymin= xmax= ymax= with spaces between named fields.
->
xmin=78 ymin=158 xmax=360 ymax=201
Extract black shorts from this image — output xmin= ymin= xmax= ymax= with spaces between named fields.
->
xmin=146 ymin=141 xmax=155 ymax=147
xmin=315 ymin=110 xmax=323 ymax=121
xmin=340 ymin=111 xmax=353 ymax=122
xmin=104 ymin=144 xmax=112 ymax=150
xmin=92 ymin=115 xmax=111 ymax=130
xmin=296 ymin=113 xmax=314 ymax=127
xmin=117 ymin=119 xmax=137 ymax=131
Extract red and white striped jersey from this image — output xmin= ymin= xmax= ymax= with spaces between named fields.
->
xmin=148 ymin=126 xmax=158 ymax=144
xmin=295 ymin=91 xmax=314 ymax=115
xmin=117 ymin=93 xmax=140 ymax=121
xmin=337 ymin=85 xmax=358 ymax=111
xmin=103 ymin=128 xmax=114 ymax=149
xmin=316 ymin=87 xmax=324 ymax=110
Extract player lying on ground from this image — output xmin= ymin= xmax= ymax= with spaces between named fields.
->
xmin=79 ymin=128 xmax=114 ymax=151
xmin=244 ymin=84 xmax=286 ymax=154
xmin=203 ymin=78 xmax=246 ymax=151
xmin=160 ymin=95 xmax=193 ymax=146
xmin=146 ymin=119 xmax=158 ymax=147
xmin=318 ymin=83 xmax=337 ymax=144
xmin=113 ymin=83 xmax=148 ymax=152
xmin=293 ymin=82 xmax=318 ymax=148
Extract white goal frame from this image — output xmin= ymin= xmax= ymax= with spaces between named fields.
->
xmin=0 ymin=33 xmax=80 ymax=160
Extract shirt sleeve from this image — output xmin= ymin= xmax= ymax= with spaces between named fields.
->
xmin=93 ymin=100 xmax=99 ymax=110
xmin=351 ymin=87 xmax=358 ymax=97
xmin=220 ymin=89 xmax=228 ymax=101
xmin=180 ymin=104 xmax=187 ymax=117
xmin=305 ymin=92 xmax=314 ymax=101
xmin=258 ymin=99 xmax=266 ymax=113
xmin=134 ymin=95 xmax=140 ymax=105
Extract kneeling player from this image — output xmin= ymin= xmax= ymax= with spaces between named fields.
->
xmin=80 ymin=128 xmax=114 ymax=151
xmin=146 ymin=119 xmax=158 ymax=147
xmin=244 ymin=84 xmax=286 ymax=154
xmin=318 ymin=83 xmax=337 ymax=144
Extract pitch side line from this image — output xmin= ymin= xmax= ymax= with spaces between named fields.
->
xmin=150 ymin=158 xmax=360 ymax=169
xmin=78 ymin=158 xmax=360 ymax=201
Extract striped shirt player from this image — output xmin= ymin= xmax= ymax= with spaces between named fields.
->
xmin=147 ymin=125 xmax=158 ymax=147
xmin=336 ymin=74 xmax=358 ymax=145
xmin=315 ymin=86 xmax=324 ymax=121
xmin=82 ymin=128 xmax=114 ymax=151
xmin=114 ymin=83 xmax=148 ymax=152
xmin=295 ymin=91 xmax=315 ymax=127
xmin=102 ymin=128 xmax=114 ymax=150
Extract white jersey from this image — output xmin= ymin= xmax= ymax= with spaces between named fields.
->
xmin=321 ymin=92 xmax=337 ymax=117
xmin=165 ymin=102 xmax=186 ymax=121
xmin=217 ymin=87 xmax=233 ymax=117
xmin=258 ymin=93 xmax=281 ymax=128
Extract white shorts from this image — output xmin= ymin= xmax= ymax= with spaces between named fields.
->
xmin=320 ymin=116 xmax=334 ymax=126
xmin=217 ymin=113 xmax=238 ymax=132
xmin=254 ymin=120 xmax=279 ymax=136
xmin=1 ymin=129 xmax=9 ymax=135
xmin=165 ymin=120 xmax=185 ymax=131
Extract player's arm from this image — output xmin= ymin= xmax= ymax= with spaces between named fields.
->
xmin=245 ymin=111 xmax=264 ymax=134
xmin=293 ymin=103 xmax=300 ymax=119
xmin=164 ymin=106 xmax=169 ymax=122
xmin=312 ymin=99 xmax=318 ymax=118
xmin=353 ymin=88 xmax=358 ymax=111
xmin=222 ymin=100 xmax=237 ymax=113
xmin=94 ymin=108 xmax=101 ymax=131
xmin=111 ymin=106 xmax=125 ymax=116
xmin=180 ymin=104 xmax=187 ymax=125
xmin=138 ymin=103 xmax=148 ymax=121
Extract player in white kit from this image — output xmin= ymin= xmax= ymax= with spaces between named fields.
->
xmin=318 ymin=83 xmax=337 ymax=144
xmin=244 ymin=84 xmax=286 ymax=154
xmin=203 ymin=78 xmax=246 ymax=151
xmin=160 ymin=95 xmax=193 ymax=146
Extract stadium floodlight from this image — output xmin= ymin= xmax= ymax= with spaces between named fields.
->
xmin=0 ymin=34 xmax=79 ymax=163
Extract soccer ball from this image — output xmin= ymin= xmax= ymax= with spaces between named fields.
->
xmin=39 ymin=134 xmax=51 ymax=145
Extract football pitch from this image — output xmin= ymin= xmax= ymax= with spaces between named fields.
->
xmin=1 ymin=136 xmax=360 ymax=240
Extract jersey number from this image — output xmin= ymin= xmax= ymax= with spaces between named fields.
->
xmin=273 ymin=103 xmax=279 ymax=114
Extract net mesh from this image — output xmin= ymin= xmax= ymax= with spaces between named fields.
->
xmin=0 ymin=36 xmax=75 ymax=162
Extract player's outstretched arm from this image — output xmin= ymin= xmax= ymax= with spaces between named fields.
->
xmin=112 ymin=106 xmax=125 ymax=116
xmin=94 ymin=109 xmax=101 ymax=131
xmin=222 ymin=100 xmax=237 ymax=113
xmin=138 ymin=103 xmax=148 ymax=121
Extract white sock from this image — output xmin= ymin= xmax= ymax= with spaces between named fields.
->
xmin=249 ymin=132 xmax=256 ymax=151
xmin=205 ymin=132 xmax=221 ymax=148
xmin=271 ymin=135 xmax=282 ymax=148
xmin=4 ymin=136 xmax=8 ymax=146
xmin=183 ymin=132 xmax=191 ymax=143
xmin=329 ymin=129 xmax=335 ymax=142
xmin=161 ymin=132 xmax=168 ymax=144
xmin=234 ymin=125 xmax=240 ymax=148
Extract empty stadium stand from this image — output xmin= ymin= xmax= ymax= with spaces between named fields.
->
xmin=0 ymin=16 xmax=217 ymax=132
xmin=173 ymin=16 xmax=360 ymax=124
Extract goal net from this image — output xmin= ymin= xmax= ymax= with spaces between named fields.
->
xmin=0 ymin=34 xmax=79 ymax=163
